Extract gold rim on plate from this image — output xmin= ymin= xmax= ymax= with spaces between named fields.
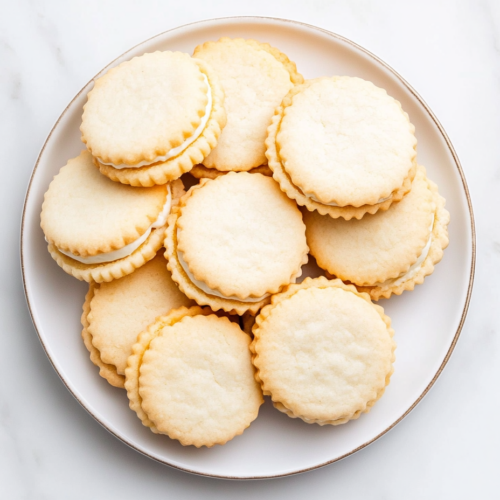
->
xmin=20 ymin=16 xmax=475 ymax=479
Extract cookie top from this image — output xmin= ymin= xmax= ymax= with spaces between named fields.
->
xmin=41 ymin=151 xmax=168 ymax=258
xmin=88 ymin=252 xmax=193 ymax=376
xmin=126 ymin=307 xmax=263 ymax=447
xmin=304 ymin=166 xmax=435 ymax=286
xmin=175 ymin=172 xmax=309 ymax=299
xmin=274 ymin=76 xmax=416 ymax=207
xmin=193 ymin=38 xmax=303 ymax=171
xmin=81 ymin=51 xmax=211 ymax=167
xmin=251 ymin=278 xmax=395 ymax=424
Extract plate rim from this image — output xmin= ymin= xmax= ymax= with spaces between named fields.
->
xmin=20 ymin=15 xmax=476 ymax=480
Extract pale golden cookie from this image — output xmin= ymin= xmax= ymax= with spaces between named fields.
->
xmin=81 ymin=283 xmax=125 ymax=388
xmin=251 ymin=277 xmax=396 ymax=425
xmin=125 ymin=307 xmax=263 ymax=447
xmin=304 ymin=166 xmax=450 ymax=300
xmin=266 ymin=77 xmax=417 ymax=219
xmin=81 ymin=51 xmax=226 ymax=186
xmin=165 ymin=172 xmax=309 ymax=315
xmin=41 ymin=151 xmax=183 ymax=282
xmin=190 ymin=164 xmax=273 ymax=180
xmin=82 ymin=252 xmax=194 ymax=387
xmin=193 ymin=38 xmax=303 ymax=171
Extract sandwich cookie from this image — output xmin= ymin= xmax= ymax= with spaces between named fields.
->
xmin=190 ymin=164 xmax=273 ymax=180
xmin=165 ymin=172 xmax=309 ymax=315
xmin=81 ymin=51 xmax=226 ymax=187
xmin=81 ymin=251 xmax=194 ymax=388
xmin=125 ymin=306 xmax=263 ymax=447
xmin=266 ymin=76 xmax=417 ymax=219
xmin=193 ymin=38 xmax=303 ymax=172
xmin=41 ymin=150 xmax=184 ymax=283
xmin=304 ymin=166 xmax=450 ymax=300
xmin=251 ymin=277 xmax=396 ymax=425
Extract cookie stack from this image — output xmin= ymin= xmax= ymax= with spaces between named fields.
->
xmin=40 ymin=37 xmax=449 ymax=448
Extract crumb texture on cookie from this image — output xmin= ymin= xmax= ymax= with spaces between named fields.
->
xmin=276 ymin=77 xmax=416 ymax=207
xmin=176 ymin=172 xmax=309 ymax=299
xmin=81 ymin=51 xmax=209 ymax=166
xmin=194 ymin=38 xmax=303 ymax=171
xmin=164 ymin=209 xmax=272 ymax=315
xmin=125 ymin=308 xmax=263 ymax=447
xmin=88 ymin=252 xmax=193 ymax=376
xmin=266 ymin=78 xmax=417 ymax=218
xmin=251 ymin=277 xmax=395 ymax=425
xmin=95 ymin=58 xmax=227 ymax=187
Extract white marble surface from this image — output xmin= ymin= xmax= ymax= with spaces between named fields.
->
xmin=0 ymin=0 xmax=498 ymax=498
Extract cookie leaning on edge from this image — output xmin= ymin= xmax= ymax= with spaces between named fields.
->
xmin=266 ymin=76 xmax=417 ymax=219
xmin=81 ymin=51 xmax=226 ymax=187
xmin=41 ymin=150 xmax=185 ymax=283
xmin=125 ymin=306 xmax=263 ymax=447
xmin=193 ymin=38 xmax=303 ymax=172
xmin=251 ymin=277 xmax=396 ymax=425
xmin=81 ymin=251 xmax=194 ymax=388
xmin=165 ymin=172 xmax=309 ymax=315
xmin=81 ymin=285 xmax=124 ymax=388
xmin=304 ymin=166 xmax=450 ymax=300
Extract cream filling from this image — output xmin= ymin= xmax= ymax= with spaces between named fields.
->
xmin=57 ymin=185 xmax=172 ymax=265
xmin=97 ymin=74 xmax=212 ymax=169
xmin=373 ymin=214 xmax=435 ymax=288
xmin=176 ymin=238 xmax=270 ymax=303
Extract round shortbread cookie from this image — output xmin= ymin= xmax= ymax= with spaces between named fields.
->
xmin=304 ymin=166 xmax=450 ymax=299
xmin=164 ymin=172 xmax=309 ymax=315
xmin=193 ymin=38 xmax=303 ymax=172
xmin=190 ymin=164 xmax=273 ymax=180
xmin=83 ymin=252 xmax=194 ymax=385
xmin=81 ymin=51 xmax=226 ymax=186
xmin=41 ymin=151 xmax=183 ymax=282
xmin=266 ymin=77 xmax=417 ymax=218
xmin=251 ymin=277 xmax=396 ymax=425
xmin=125 ymin=307 xmax=263 ymax=447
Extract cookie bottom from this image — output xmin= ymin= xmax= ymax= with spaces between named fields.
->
xmin=48 ymin=225 xmax=166 ymax=283
xmin=272 ymin=392 xmax=384 ymax=426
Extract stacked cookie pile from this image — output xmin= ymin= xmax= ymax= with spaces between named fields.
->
xmin=40 ymin=38 xmax=449 ymax=448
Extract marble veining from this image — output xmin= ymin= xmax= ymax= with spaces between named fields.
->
xmin=1 ymin=1 xmax=498 ymax=499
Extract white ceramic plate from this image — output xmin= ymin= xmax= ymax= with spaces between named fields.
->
xmin=21 ymin=17 xmax=475 ymax=479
